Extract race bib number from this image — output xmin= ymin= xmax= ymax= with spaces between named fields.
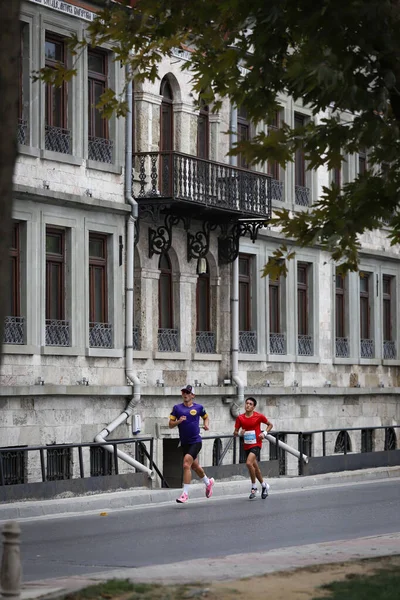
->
xmin=244 ymin=430 xmax=256 ymax=445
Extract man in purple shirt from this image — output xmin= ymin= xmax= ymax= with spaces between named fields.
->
xmin=169 ymin=384 xmax=215 ymax=503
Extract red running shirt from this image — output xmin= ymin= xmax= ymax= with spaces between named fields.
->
xmin=235 ymin=411 xmax=271 ymax=449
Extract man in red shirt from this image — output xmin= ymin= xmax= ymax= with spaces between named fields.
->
xmin=234 ymin=397 xmax=273 ymax=499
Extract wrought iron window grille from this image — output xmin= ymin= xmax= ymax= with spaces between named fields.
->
xmin=195 ymin=331 xmax=216 ymax=353
xmin=295 ymin=185 xmax=311 ymax=206
xmin=88 ymin=136 xmax=113 ymax=163
xmin=269 ymin=332 xmax=286 ymax=355
xmin=360 ymin=338 xmax=374 ymax=359
xmin=89 ymin=322 xmax=113 ymax=348
xmin=383 ymin=340 xmax=396 ymax=360
xmin=158 ymin=328 xmax=179 ymax=352
xmin=271 ymin=179 xmax=284 ymax=202
xmin=3 ymin=316 xmax=25 ymax=345
xmin=45 ymin=319 xmax=70 ymax=347
xmin=45 ymin=125 xmax=72 ymax=155
xmin=298 ymin=334 xmax=313 ymax=356
xmin=17 ymin=118 xmax=27 ymax=145
xmin=335 ymin=337 xmax=350 ymax=358
xmin=239 ymin=330 xmax=257 ymax=353
xmin=90 ymin=446 xmax=113 ymax=477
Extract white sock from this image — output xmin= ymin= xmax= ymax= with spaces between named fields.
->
xmin=251 ymin=484 xmax=257 ymax=490
xmin=202 ymin=476 xmax=210 ymax=485
xmin=262 ymin=482 xmax=267 ymax=488
xmin=183 ymin=484 xmax=190 ymax=494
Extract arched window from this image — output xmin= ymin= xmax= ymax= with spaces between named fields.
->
xmin=160 ymin=79 xmax=173 ymax=152
xmin=158 ymin=253 xmax=172 ymax=329
xmin=197 ymin=99 xmax=209 ymax=159
xmin=212 ymin=438 xmax=222 ymax=466
xmin=334 ymin=430 xmax=352 ymax=454
xmin=384 ymin=427 xmax=397 ymax=451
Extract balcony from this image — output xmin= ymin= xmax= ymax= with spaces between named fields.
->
xmin=269 ymin=332 xmax=286 ymax=355
xmin=360 ymin=338 xmax=374 ymax=359
xmin=336 ymin=337 xmax=350 ymax=358
xmin=133 ymin=152 xmax=272 ymax=220
xmin=45 ymin=125 xmax=72 ymax=155
xmin=383 ymin=340 xmax=396 ymax=360
xmin=239 ymin=330 xmax=257 ymax=353
xmin=158 ymin=328 xmax=179 ymax=352
xmin=295 ymin=185 xmax=311 ymax=206
xmin=45 ymin=319 xmax=70 ymax=347
xmin=196 ymin=331 xmax=216 ymax=353
xmin=298 ymin=334 xmax=313 ymax=356
xmin=89 ymin=322 xmax=113 ymax=348
xmin=88 ymin=136 xmax=113 ymax=163
xmin=3 ymin=316 xmax=25 ymax=345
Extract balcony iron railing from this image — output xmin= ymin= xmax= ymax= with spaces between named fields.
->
xmin=45 ymin=319 xmax=70 ymax=347
xmin=158 ymin=328 xmax=179 ymax=352
xmin=132 ymin=326 xmax=140 ymax=351
xmin=360 ymin=338 xmax=374 ymax=359
xmin=89 ymin=322 xmax=113 ymax=348
xmin=17 ymin=118 xmax=27 ymax=145
xmin=298 ymin=334 xmax=313 ymax=356
xmin=239 ymin=330 xmax=257 ymax=353
xmin=335 ymin=337 xmax=350 ymax=358
xmin=45 ymin=125 xmax=72 ymax=155
xmin=88 ymin=136 xmax=113 ymax=163
xmin=196 ymin=331 xmax=216 ymax=353
xmin=271 ymin=179 xmax=284 ymax=202
xmin=3 ymin=316 xmax=25 ymax=345
xmin=295 ymin=185 xmax=311 ymax=206
xmin=269 ymin=332 xmax=286 ymax=355
xmin=383 ymin=340 xmax=396 ymax=360
xmin=133 ymin=152 xmax=271 ymax=218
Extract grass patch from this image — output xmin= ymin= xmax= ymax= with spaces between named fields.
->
xmin=64 ymin=579 xmax=209 ymax=600
xmin=313 ymin=565 xmax=400 ymax=599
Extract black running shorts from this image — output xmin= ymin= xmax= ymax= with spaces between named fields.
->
xmin=245 ymin=446 xmax=261 ymax=461
xmin=181 ymin=442 xmax=202 ymax=459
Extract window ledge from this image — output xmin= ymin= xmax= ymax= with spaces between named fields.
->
xmin=333 ymin=357 xmax=357 ymax=365
xmin=359 ymin=358 xmax=382 ymax=366
xmin=296 ymin=355 xmax=320 ymax=364
xmin=382 ymin=359 xmax=400 ymax=366
xmin=238 ymin=353 xmax=266 ymax=362
xmin=40 ymin=149 xmax=83 ymax=166
xmin=193 ymin=353 xmax=222 ymax=361
xmin=18 ymin=145 xmax=40 ymax=158
xmin=86 ymin=160 xmax=122 ymax=174
xmin=132 ymin=350 xmax=152 ymax=359
xmin=2 ymin=344 xmax=38 ymax=355
xmin=154 ymin=351 xmax=190 ymax=360
xmin=41 ymin=346 xmax=84 ymax=356
xmin=266 ymin=353 xmax=296 ymax=363
xmin=86 ymin=348 xmax=124 ymax=358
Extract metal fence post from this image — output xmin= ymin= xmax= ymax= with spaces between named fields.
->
xmin=0 ymin=521 xmax=21 ymax=599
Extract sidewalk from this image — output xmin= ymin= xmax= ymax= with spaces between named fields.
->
xmin=1 ymin=465 xmax=399 ymax=522
xmin=0 ymin=466 xmax=398 ymax=600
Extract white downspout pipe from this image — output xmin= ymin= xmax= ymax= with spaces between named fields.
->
xmin=230 ymin=105 xmax=244 ymax=417
xmin=95 ymin=67 xmax=154 ymax=479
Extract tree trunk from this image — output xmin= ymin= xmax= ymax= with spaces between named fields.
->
xmin=0 ymin=0 xmax=21 ymax=365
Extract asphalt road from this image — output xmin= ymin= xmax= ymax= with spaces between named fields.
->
xmin=21 ymin=478 xmax=400 ymax=582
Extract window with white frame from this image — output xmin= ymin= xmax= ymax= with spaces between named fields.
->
xmin=45 ymin=227 xmax=70 ymax=347
xmin=269 ymin=271 xmax=286 ymax=355
xmin=294 ymin=113 xmax=310 ymax=207
xmin=382 ymin=274 xmax=396 ymax=359
xmin=335 ymin=272 xmax=349 ymax=357
xmin=297 ymin=262 xmax=313 ymax=356
xmin=89 ymin=233 xmax=112 ymax=348
xmin=359 ymin=272 xmax=374 ymax=358
xmin=239 ymin=254 xmax=256 ymax=353
xmin=44 ymin=34 xmax=71 ymax=154
xmin=88 ymin=48 xmax=113 ymax=163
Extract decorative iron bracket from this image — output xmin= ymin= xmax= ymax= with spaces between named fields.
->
xmin=187 ymin=221 xmax=218 ymax=261
xmin=218 ymin=219 xmax=268 ymax=264
xmin=149 ymin=212 xmax=189 ymax=257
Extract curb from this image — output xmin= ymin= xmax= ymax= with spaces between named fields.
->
xmin=1 ymin=465 xmax=399 ymax=521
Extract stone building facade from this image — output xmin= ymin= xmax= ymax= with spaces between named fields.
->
xmin=0 ymin=0 xmax=399 ymax=487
